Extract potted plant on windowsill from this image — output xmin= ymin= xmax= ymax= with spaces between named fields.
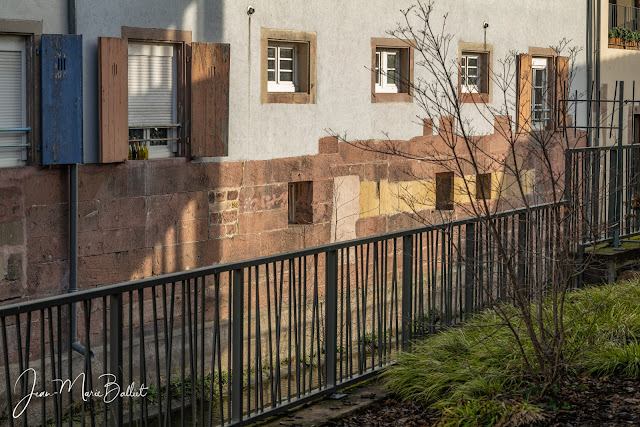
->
xmin=609 ymin=27 xmax=623 ymax=48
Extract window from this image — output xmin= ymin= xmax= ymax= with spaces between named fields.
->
xmin=476 ymin=173 xmax=492 ymax=200
xmin=458 ymin=43 xmax=492 ymax=103
xmin=267 ymin=43 xmax=298 ymax=92
xmin=261 ymin=28 xmax=316 ymax=104
xmin=127 ymin=43 xmax=178 ymax=159
xmin=288 ymin=181 xmax=313 ymax=224
xmin=371 ymin=38 xmax=414 ymax=102
xmin=435 ymin=172 xmax=454 ymax=211
xmin=0 ymin=36 xmax=27 ymax=168
xmin=531 ymin=57 xmax=551 ymax=130
xmin=375 ymin=49 xmax=400 ymax=93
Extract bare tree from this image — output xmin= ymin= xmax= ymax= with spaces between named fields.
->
xmin=332 ymin=0 xmax=601 ymax=393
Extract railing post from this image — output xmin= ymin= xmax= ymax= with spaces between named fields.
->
xmin=518 ymin=213 xmax=527 ymax=294
xmin=232 ymin=268 xmax=244 ymax=423
xmin=324 ymin=250 xmax=338 ymax=391
xmin=401 ymin=235 xmax=413 ymax=349
xmin=108 ymin=294 xmax=123 ymax=427
xmin=464 ymin=224 xmax=475 ymax=319
xmin=614 ymin=81 xmax=624 ymax=249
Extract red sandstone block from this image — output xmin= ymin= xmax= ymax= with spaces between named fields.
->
xmin=27 ymin=261 xmax=68 ymax=294
xmin=79 ymin=228 xmax=146 ymax=257
xmin=219 ymin=234 xmax=261 ymax=263
xmin=364 ymin=163 xmax=389 ymax=182
xmin=0 ymin=186 xmax=23 ymax=222
xmin=423 ymin=118 xmax=434 ymax=136
xmin=259 ymin=228 xmax=304 ymax=256
xmin=313 ymin=203 xmax=332 ymax=224
xmin=222 ymin=210 xmax=238 ymax=224
xmin=79 ymin=163 xmax=141 ymax=201
xmin=313 ymin=179 xmax=334 ymax=204
xmin=152 ymin=240 xmax=220 ymax=275
xmin=227 ymin=190 xmax=239 ymax=201
xmin=238 ymin=209 xmax=287 ymax=235
xmin=26 ymin=203 xmax=68 ymax=238
xmin=208 ymin=224 xmax=227 ymax=239
xmin=304 ymin=222 xmax=331 ymax=247
xmin=210 ymin=191 xmax=227 ymax=203
xmin=0 ymin=278 xmax=23 ymax=302
xmin=239 ymin=184 xmax=287 ymax=213
xmin=79 ymin=248 xmax=154 ymax=287
xmin=99 ymin=197 xmax=146 ymax=230
xmin=178 ymin=218 xmax=209 ymax=244
xmin=319 ymin=136 xmax=339 ymax=154
xmin=25 ymin=169 xmax=66 ymax=206
xmin=27 ymin=234 xmax=68 ymax=263
xmin=78 ymin=200 xmax=99 ymax=232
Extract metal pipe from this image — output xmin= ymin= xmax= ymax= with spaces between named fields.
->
xmin=587 ymin=0 xmax=593 ymax=146
xmin=68 ymin=0 xmax=93 ymax=360
xmin=596 ymin=0 xmax=601 ymax=147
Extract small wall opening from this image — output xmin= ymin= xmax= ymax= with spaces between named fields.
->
xmin=288 ymin=181 xmax=313 ymax=224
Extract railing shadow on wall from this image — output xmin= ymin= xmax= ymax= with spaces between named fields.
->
xmin=0 ymin=201 xmax=564 ymax=426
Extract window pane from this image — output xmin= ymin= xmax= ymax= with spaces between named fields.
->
xmin=387 ymin=53 xmax=396 ymax=69
xmin=280 ymin=71 xmax=293 ymax=82
xmin=468 ymin=57 xmax=478 ymax=67
xmin=150 ymin=127 xmax=168 ymax=146
xmin=467 ymin=67 xmax=477 ymax=77
xmin=468 ymin=76 xmax=478 ymax=86
xmin=268 ymin=47 xmax=275 ymax=58
xmin=129 ymin=128 xmax=144 ymax=140
xmin=267 ymin=70 xmax=275 ymax=81
xmin=534 ymin=69 xmax=545 ymax=86
xmin=461 ymin=57 xmax=466 ymax=67
xmin=376 ymin=52 xmax=380 ymax=84
xmin=268 ymin=59 xmax=275 ymax=70
xmin=280 ymin=59 xmax=293 ymax=71
xmin=280 ymin=48 xmax=294 ymax=59
xmin=387 ymin=69 xmax=396 ymax=84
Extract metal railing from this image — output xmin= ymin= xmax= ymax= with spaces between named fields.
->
xmin=566 ymin=144 xmax=640 ymax=247
xmin=609 ymin=3 xmax=640 ymax=32
xmin=0 ymin=202 xmax=562 ymax=426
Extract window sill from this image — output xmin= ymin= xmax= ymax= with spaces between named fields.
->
xmin=460 ymin=92 xmax=489 ymax=104
xmin=264 ymin=92 xmax=315 ymax=104
xmin=371 ymin=92 xmax=413 ymax=103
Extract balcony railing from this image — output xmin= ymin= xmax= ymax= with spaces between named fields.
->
xmin=609 ymin=3 xmax=640 ymax=32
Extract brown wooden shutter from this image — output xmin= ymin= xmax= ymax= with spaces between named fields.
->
xmin=517 ymin=54 xmax=532 ymax=133
xmin=98 ymin=37 xmax=128 ymax=163
xmin=191 ymin=42 xmax=230 ymax=157
xmin=555 ymin=56 xmax=569 ymax=130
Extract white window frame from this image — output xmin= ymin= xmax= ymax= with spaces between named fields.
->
xmin=127 ymin=42 xmax=178 ymax=159
xmin=267 ymin=42 xmax=298 ymax=93
xmin=375 ymin=48 xmax=400 ymax=93
xmin=531 ymin=57 xmax=551 ymax=130
xmin=0 ymin=36 xmax=27 ymax=168
xmin=461 ymin=53 xmax=481 ymax=94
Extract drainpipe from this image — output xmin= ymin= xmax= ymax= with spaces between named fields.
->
xmin=587 ymin=0 xmax=593 ymax=146
xmin=68 ymin=0 xmax=93 ymax=359
xmin=595 ymin=0 xmax=601 ymax=147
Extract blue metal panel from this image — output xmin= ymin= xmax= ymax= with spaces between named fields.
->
xmin=41 ymin=34 xmax=83 ymax=165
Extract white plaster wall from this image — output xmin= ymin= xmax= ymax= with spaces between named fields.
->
xmin=4 ymin=0 xmax=588 ymax=163
xmin=2 ymin=0 xmax=67 ymax=33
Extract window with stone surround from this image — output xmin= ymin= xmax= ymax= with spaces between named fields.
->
xmin=261 ymin=28 xmax=316 ymax=104
xmin=458 ymin=42 xmax=493 ymax=104
xmin=371 ymin=38 xmax=414 ymax=103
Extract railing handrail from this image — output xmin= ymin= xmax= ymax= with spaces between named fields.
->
xmin=0 ymin=201 xmax=563 ymax=317
xmin=566 ymin=144 xmax=639 ymax=153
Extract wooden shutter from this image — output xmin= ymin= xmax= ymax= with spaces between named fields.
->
xmin=0 ymin=36 xmax=26 ymax=167
xmin=98 ymin=37 xmax=127 ymax=163
xmin=517 ymin=54 xmax=532 ymax=133
xmin=555 ymin=56 xmax=569 ymax=130
xmin=41 ymin=34 xmax=83 ymax=165
xmin=191 ymin=42 xmax=230 ymax=157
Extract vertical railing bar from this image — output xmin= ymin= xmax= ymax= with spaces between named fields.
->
xmin=137 ymin=289 xmax=148 ymax=426
xmin=151 ymin=286 xmax=162 ymax=427
xmin=231 ymin=268 xmax=245 ymax=423
xmin=83 ymin=299 xmax=95 ymax=426
xmin=68 ymin=303 xmax=73 ymax=427
xmin=180 ymin=282 xmax=186 ymax=426
xmin=339 ymin=248 xmax=344 ymax=381
xmin=247 ymin=267 xmax=252 ymax=416
xmin=265 ymin=263 xmax=275 ymax=408
xmin=325 ymin=249 xmax=338 ymax=394
xmin=1 ymin=317 xmax=14 ymax=427
xmin=287 ymin=259 xmax=292 ymax=401
xmin=109 ymin=293 xmax=123 ymax=427
xmin=354 ymin=244 xmax=362 ymax=374
xmin=392 ymin=238 xmax=399 ymax=352
xmin=164 ymin=283 xmax=176 ymax=427
xmin=302 ymin=256 xmax=308 ymax=392
xmin=294 ymin=257 xmax=300 ymax=397
xmin=296 ymin=257 xmax=302 ymax=395
xmin=401 ymin=235 xmax=413 ymax=350
xmin=23 ymin=312 xmax=32 ymax=427
xmin=255 ymin=265 xmax=263 ymax=412
xmin=345 ymin=247 xmax=352 ymax=377
xmin=227 ymin=273 xmax=233 ymax=423
xmin=41 ymin=309 xmax=46 ymax=425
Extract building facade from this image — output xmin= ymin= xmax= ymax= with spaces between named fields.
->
xmin=0 ymin=0 xmax=588 ymax=302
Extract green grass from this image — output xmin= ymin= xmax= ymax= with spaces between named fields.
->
xmin=382 ymin=280 xmax=640 ymax=424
